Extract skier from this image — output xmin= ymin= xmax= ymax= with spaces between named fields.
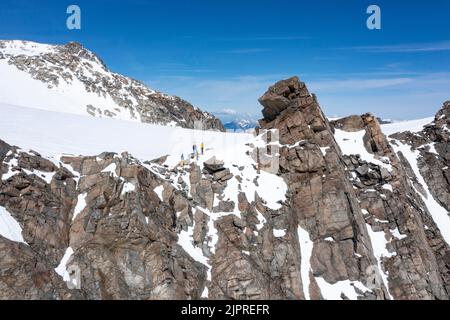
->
xmin=200 ymin=142 xmax=205 ymax=155
xmin=192 ymin=144 xmax=197 ymax=155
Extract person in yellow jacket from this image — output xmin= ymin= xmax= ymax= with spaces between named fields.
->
xmin=200 ymin=142 xmax=205 ymax=155
xmin=180 ymin=154 xmax=185 ymax=167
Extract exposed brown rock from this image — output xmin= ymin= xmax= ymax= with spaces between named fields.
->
xmin=1 ymin=76 xmax=450 ymax=301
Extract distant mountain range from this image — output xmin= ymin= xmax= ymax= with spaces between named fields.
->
xmin=213 ymin=110 xmax=259 ymax=132
xmin=223 ymin=118 xmax=259 ymax=132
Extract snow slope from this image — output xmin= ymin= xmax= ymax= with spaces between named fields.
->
xmin=382 ymin=117 xmax=450 ymax=245
xmin=0 ymin=104 xmax=285 ymax=218
xmin=381 ymin=118 xmax=434 ymax=136
xmin=0 ymin=103 xmax=251 ymax=162
xmin=0 ymin=41 xmax=140 ymax=121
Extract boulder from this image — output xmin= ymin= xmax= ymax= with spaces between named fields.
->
xmin=203 ymin=156 xmax=225 ymax=173
xmin=331 ymin=115 xmax=365 ymax=132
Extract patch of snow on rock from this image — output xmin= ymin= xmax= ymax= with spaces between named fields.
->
xmin=0 ymin=206 xmax=27 ymax=244
xmin=73 ymin=193 xmax=87 ymax=221
xmin=55 ymin=247 xmax=74 ymax=282
xmin=315 ymin=277 xmax=372 ymax=300
xmin=273 ymin=229 xmax=286 ymax=238
xmin=153 ymin=185 xmax=164 ymax=201
xmin=297 ymin=226 xmax=314 ymax=300
xmin=334 ymin=129 xmax=392 ymax=172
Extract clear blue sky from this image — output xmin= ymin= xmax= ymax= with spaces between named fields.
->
xmin=1 ymin=0 xmax=450 ymax=120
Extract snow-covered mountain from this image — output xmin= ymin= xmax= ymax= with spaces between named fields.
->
xmin=224 ymin=118 xmax=258 ymax=132
xmin=213 ymin=110 xmax=259 ymax=133
xmin=0 ymin=40 xmax=224 ymax=130
xmin=0 ymin=76 xmax=449 ymax=300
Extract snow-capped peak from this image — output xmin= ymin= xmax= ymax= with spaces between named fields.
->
xmin=0 ymin=40 xmax=56 ymax=56
xmin=0 ymin=40 xmax=224 ymax=131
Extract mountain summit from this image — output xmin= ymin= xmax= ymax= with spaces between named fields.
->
xmin=0 ymin=40 xmax=224 ymax=131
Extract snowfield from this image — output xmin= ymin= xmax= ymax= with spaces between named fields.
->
xmin=380 ymin=118 xmax=434 ymax=136
xmin=0 ymin=103 xmax=252 ymax=161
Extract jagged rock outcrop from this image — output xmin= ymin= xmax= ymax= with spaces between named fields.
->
xmin=391 ymin=102 xmax=450 ymax=214
xmin=259 ymin=77 xmax=387 ymax=299
xmin=0 ymin=40 xmax=224 ymax=131
xmin=259 ymin=76 xmax=313 ymax=122
xmin=259 ymin=76 xmax=449 ymax=299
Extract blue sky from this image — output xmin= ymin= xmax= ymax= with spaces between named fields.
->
xmin=1 ymin=0 xmax=450 ymax=120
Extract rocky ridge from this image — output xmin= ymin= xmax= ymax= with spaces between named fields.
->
xmin=0 ymin=76 xmax=449 ymax=300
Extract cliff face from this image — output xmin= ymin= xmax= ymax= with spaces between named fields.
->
xmin=0 ymin=76 xmax=449 ymax=300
